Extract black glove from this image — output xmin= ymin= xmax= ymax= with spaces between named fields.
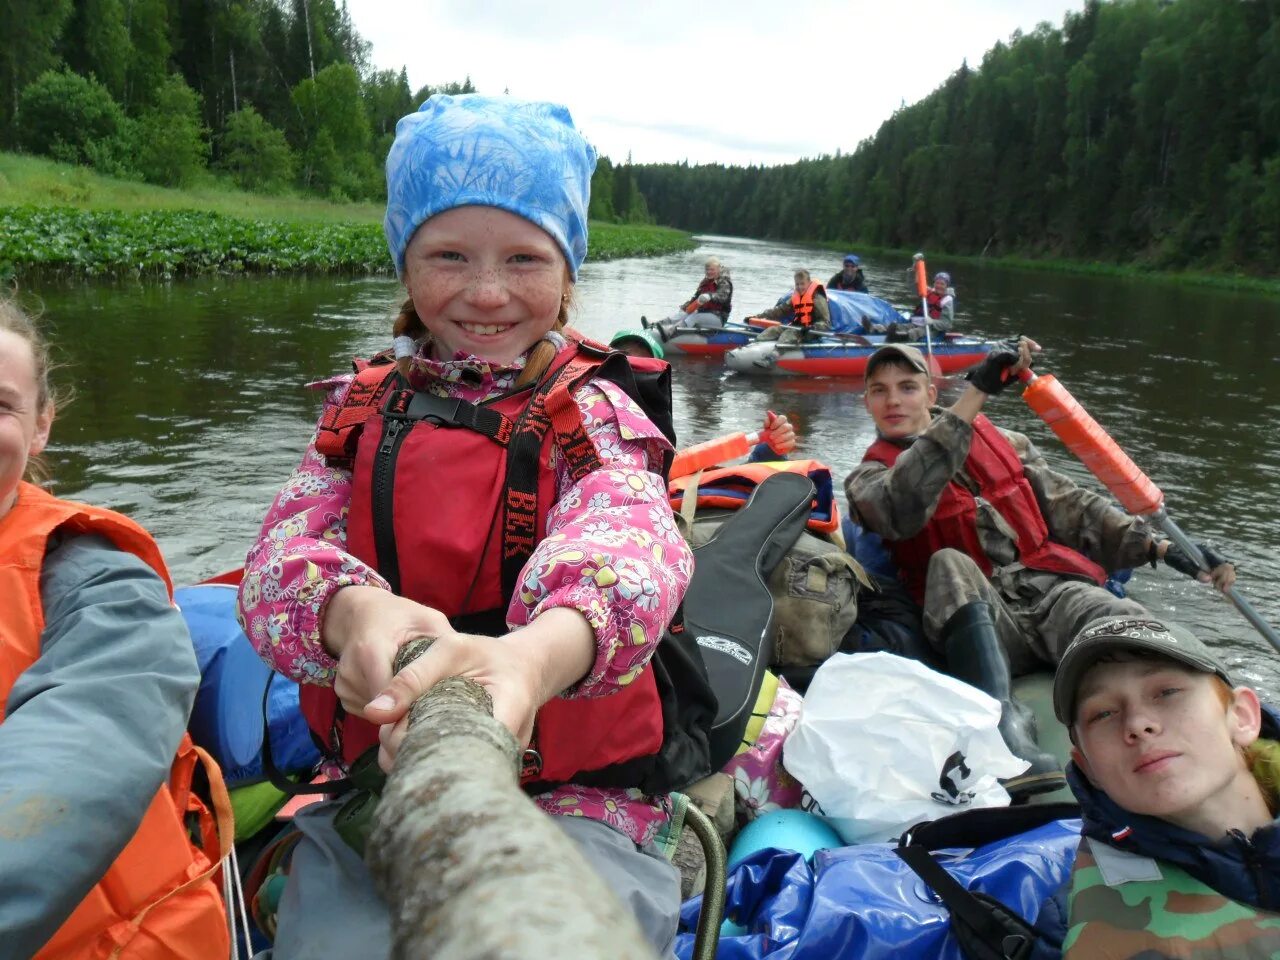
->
xmin=1162 ymin=540 xmax=1232 ymax=579
xmin=965 ymin=340 xmax=1024 ymax=395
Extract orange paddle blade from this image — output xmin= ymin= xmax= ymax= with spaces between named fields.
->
xmin=1021 ymin=374 xmax=1164 ymax=515
xmin=914 ymin=259 xmax=929 ymax=297
xmin=670 ymin=431 xmax=760 ymax=479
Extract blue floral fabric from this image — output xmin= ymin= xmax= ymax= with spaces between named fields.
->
xmin=384 ymin=94 xmax=597 ymax=278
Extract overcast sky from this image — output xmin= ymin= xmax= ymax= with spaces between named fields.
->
xmin=347 ymin=1 xmax=1084 ymax=167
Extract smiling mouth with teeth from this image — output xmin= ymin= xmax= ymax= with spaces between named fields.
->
xmin=458 ymin=322 xmax=510 ymax=336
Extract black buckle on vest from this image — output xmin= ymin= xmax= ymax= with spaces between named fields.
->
xmin=402 ymin=392 xmax=466 ymax=426
xmin=520 ymin=748 xmax=543 ymax=780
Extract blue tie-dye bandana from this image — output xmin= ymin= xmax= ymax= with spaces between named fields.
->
xmin=384 ymin=94 xmax=597 ymax=279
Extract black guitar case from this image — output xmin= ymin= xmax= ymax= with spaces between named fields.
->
xmin=682 ymin=471 xmax=815 ymax=769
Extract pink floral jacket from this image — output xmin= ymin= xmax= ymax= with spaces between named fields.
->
xmin=237 ymin=333 xmax=693 ymax=846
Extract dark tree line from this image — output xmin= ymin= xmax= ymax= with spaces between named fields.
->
xmin=1 ymin=0 xmax=656 ymax=217
xmin=633 ymin=0 xmax=1280 ymax=273
xmin=0 ymin=0 xmax=473 ymax=198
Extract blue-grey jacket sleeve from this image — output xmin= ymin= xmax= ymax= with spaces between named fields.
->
xmin=0 ymin=533 xmax=199 ymax=959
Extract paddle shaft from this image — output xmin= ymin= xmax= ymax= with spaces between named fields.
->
xmin=1015 ymin=369 xmax=1280 ymax=654
xmin=723 ymin=321 xmax=873 ymax=347
xmin=1150 ymin=509 xmax=1280 ymax=654
xmin=913 ymin=255 xmax=935 ymax=370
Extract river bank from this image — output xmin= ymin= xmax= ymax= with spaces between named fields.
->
xmin=0 ymin=153 xmax=694 ymax=279
xmin=812 ymin=238 xmax=1280 ymax=298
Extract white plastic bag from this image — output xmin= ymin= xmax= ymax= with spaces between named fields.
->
xmin=782 ymin=652 xmax=1029 ymax=844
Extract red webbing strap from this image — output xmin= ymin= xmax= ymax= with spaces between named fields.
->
xmin=314 ymin=362 xmax=403 ymax=463
xmin=544 ymin=357 xmax=606 ymax=483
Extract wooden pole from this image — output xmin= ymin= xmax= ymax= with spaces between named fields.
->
xmin=365 ymin=638 xmax=659 ymax=960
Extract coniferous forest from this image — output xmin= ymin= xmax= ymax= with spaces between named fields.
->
xmin=632 ymin=0 xmax=1280 ymax=274
xmin=3 ymin=0 xmax=1278 ymax=275
xmin=0 ymin=0 xmax=652 ymax=221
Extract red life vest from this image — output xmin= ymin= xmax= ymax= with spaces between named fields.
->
xmin=862 ymin=415 xmax=1107 ymax=603
xmin=304 ymin=337 xmax=670 ymax=792
xmin=925 ymin=289 xmax=944 ymax=319
xmin=689 ymin=277 xmax=732 ymax=320
xmin=0 ymin=483 xmax=231 ymax=960
xmin=790 ymin=282 xmax=824 ymax=327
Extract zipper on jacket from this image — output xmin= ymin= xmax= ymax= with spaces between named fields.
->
xmin=372 ymin=416 xmax=407 ymax=595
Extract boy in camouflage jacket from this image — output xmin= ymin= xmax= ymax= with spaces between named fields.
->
xmin=845 ymin=339 xmax=1235 ymax=793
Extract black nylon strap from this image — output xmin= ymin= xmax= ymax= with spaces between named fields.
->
xmin=894 ymin=845 xmax=1034 ymax=960
xmin=402 ymin=391 xmax=513 ymax=444
xmin=499 ymin=361 xmax=573 ymax=600
xmin=259 ymin=676 xmax=354 ymax=796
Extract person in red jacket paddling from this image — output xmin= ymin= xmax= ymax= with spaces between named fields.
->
xmin=845 ymin=339 xmax=1235 ymax=796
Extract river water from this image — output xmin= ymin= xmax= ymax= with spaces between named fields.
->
xmin=28 ymin=234 xmax=1280 ymax=692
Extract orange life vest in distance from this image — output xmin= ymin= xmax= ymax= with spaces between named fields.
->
xmin=0 ymin=482 xmax=231 ymax=960
xmin=789 ymin=282 xmax=824 ymax=328
xmin=668 ymin=459 xmax=841 ymax=535
xmin=862 ymin=415 xmax=1108 ymax=604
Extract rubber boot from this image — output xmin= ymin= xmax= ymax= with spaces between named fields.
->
xmin=941 ymin=601 xmax=1064 ymax=801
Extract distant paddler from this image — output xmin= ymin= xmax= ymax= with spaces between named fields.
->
xmin=827 ymin=254 xmax=869 ymax=293
xmin=744 ymin=268 xmax=832 ymax=345
xmin=643 ymin=256 xmax=733 ymax=341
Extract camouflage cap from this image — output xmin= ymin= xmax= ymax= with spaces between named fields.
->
xmin=1053 ymin=615 xmax=1235 ymax=724
xmin=866 ymin=343 xmax=929 ymax=378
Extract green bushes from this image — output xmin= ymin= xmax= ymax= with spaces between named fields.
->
xmin=217 ymin=107 xmax=296 ymax=192
xmin=133 ymin=76 xmax=208 ymax=188
xmin=0 ymin=205 xmax=694 ymax=279
xmin=0 ymin=206 xmax=391 ymax=278
xmin=18 ymin=69 xmax=130 ymax=168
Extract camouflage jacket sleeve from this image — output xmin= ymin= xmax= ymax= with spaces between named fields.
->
xmin=845 ymin=410 xmax=972 ymax=540
xmin=708 ymin=276 xmax=733 ymax=308
xmin=1009 ymin=429 xmax=1155 ymax=572
xmin=812 ymin=290 xmax=831 ymax=327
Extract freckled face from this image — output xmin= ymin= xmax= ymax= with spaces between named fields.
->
xmin=402 ymin=206 xmax=569 ymax=367
xmin=0 ymin=330 xmax=53 ymax=518
xmin=863 ymin=364 xmax=935 ymax=439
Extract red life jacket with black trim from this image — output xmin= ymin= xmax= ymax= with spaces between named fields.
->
xmin=862 ymin=415 xmax=1107 ymax=604
xmin=305 ymin=335 xmax=710 ymax=796
xmin=913 ymin=288 xmax=944 ymax=319
xmin=690 ymin=277 xmax=732 ymax=320
xmin=790 ymin=282 xmax=824 ymax=327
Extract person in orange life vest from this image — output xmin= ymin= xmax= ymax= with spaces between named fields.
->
xmin=845 ymin=339 xmax=1235 ymax=795
xmin=609 ymin=328 xmax=797 ymax=462
xmin=1032 ymin=616 xmax=1280 ymax=955
xmin=748 ymin=269 xmax=832 ymax=345
xmin=643 ymin=256 xmax=733 ymax=342
xmin=236 ymin=95 xmax=691 ymax=959
xmin=827 ymin=254 xmax=869 ymax=293
xmin=0 ymin=300 xmax=228 ymax=960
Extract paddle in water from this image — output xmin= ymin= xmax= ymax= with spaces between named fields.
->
xmin=1013 ymin=364 xmax=1280 ymax=652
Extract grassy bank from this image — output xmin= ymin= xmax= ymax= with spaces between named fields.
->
xmin=814 ymin=238 xmax=1280 ymax=298
xmin=0 ymin=153 xmax=693 ymax=279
